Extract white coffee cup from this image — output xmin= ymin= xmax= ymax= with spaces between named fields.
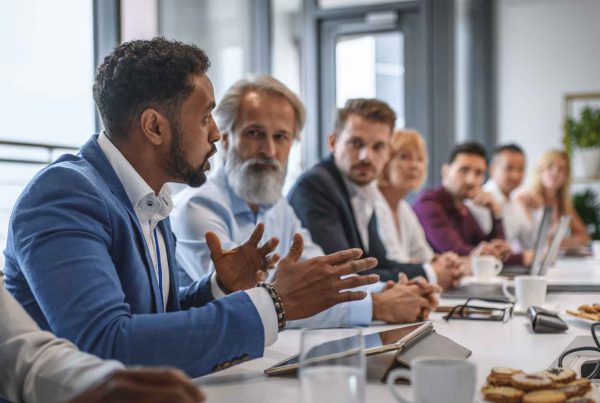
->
xmin=471 ymin=256 xmax=503 ymax=282
xmin=503 ymin=276 xmax=547 ymax=311
xmin=387 ymin=357 xmax=476 ymax=403
xmin=591 ymin=240 xmax=600 ymax=262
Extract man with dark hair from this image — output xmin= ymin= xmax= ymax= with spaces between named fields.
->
xmin=3 ymin=38 xmax=379 ymax=378
xmin=288 ymin=98 xmax=463 ymax=290
xmin=447 ymin=142 xmax=488 ymax=165
xmin=413 ymin=142 xmax=513 ymax=260
xmin=479 ymin=144 xmax=535 ymax=261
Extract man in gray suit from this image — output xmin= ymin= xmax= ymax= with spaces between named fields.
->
xmin=0 ymin=281 xmax=204 ymax=403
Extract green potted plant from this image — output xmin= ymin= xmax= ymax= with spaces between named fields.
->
xmin=566 ymin=106 xmax=600 ymax=178
xmin=573 ymin=189 xmax=600 ymax=240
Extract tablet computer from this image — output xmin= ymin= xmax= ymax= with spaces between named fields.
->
xmin=264 ymin=322 xmax=433 ymax=375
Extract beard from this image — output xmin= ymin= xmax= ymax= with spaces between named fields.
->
xmin=164 ymin=118 xmax=213 ymax=188
xmin=225 ymin=145 xmax=287 ymax=205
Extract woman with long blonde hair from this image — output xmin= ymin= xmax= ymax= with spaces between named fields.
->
xmin=518 ymin=149 xmax=590 ymax=249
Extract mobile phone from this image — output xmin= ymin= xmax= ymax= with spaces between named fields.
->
xmin=581 ymin=360 xmax=600 ymax=379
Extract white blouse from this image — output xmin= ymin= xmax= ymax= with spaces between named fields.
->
xmin=373 ymin=189 xmax=435 ymax=263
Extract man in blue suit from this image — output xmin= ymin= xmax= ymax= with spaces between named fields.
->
xmin=3 ymin=38 xmax=379 ymax=378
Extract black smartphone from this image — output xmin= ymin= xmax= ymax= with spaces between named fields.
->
xmin=581 ymin=360 xmax=600 ymax=378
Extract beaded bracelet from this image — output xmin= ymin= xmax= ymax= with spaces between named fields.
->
xmin=258 ymin=282 xmax=287 ymax=331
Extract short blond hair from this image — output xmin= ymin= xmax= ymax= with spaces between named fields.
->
xmin=380 ymin=128 xmax=428 ymax=188
xmin=390 ymin=129 xmax=427 ymax=162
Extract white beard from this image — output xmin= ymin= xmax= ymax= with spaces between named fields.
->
xmin=225 ymin=146 xmax=287 ymax=205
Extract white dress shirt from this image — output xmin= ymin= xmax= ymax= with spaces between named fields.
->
xmin=372 ymin=189 xmax=435 ymax=263
xmin=98 ymin=133 xmax=171 ymax=307
xmin=342 ymin=177 xmax=376 ymax=253
xmin=484 ymin=180 xmax=535 ymax=251
xmin=171 ymin=166 xmax=385 ymax=328
xmin=98 ymin=133 xmax=277 ymax=346
xmin=0 ymin=280 xmax=123 ymax=403
xmin=341 ymin=178 xmax=436 ymax=283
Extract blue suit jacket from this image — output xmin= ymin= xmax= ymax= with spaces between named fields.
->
xmin=3 ymin=135 xmax=264 ymax=377
xmin=288 ymin=156 xmax=427 ymax=281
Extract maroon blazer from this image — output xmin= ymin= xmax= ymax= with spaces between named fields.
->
xmin=412 ymin=185 xmax=506 ymax=256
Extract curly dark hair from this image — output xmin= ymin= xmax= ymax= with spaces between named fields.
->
xmin=93 ymin=37 xmax=210 ymax=139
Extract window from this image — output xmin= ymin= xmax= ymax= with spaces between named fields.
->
xmin=0 ymin=0 xmax=95 ymax=262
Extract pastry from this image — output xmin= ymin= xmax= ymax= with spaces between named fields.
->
xmin=537 ymin=367 xmax=577 ymax=383
xmin=481 ymin=385 xmax=524 ymax=403
xmin=558 ymin=378 xmax=592 ymax=398
xmin=487 ymin=367 xmax=524 ymax=386
xmin=522 ymin=390 xmax=567 ymax=403
xmin=579 ymin=305 xmax=596 ymax=313
xmin=565 ymin=398 xmax=595 ymax=403
xmin=566 ymin=310 xmax=600 ymax=322
xmin=511 ymin=373 xmax=554 ymax=391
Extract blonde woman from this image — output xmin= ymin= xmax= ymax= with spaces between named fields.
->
xmin=375 ymin=129 xmax=463 ymax=290
xmin=518 ymin=149 xmax=590 ymax=249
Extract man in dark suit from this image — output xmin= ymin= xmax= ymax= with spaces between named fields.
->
xmin=288 ymin=98 xmax=463 ymax=289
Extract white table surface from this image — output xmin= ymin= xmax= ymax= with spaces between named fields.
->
xmin=194 ymin=258 xmax=600 ymax=402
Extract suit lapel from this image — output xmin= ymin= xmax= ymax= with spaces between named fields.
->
xmin=79 ymin=135 xmax=165 ymax=313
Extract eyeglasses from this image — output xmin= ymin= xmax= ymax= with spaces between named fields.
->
xmin=442 ymin=298 xmax=514 ymax=323
xmin=558 ymin=322 xmax=600 ymax=379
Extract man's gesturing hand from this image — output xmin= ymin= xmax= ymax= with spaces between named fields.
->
xmin=271 ymin=233 xmax=380 ymax=320
xmin=208 ymin=223 xmax=280 ymax=292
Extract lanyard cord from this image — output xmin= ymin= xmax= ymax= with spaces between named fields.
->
xmin=153 ymin=227 xmax=164 ymax=307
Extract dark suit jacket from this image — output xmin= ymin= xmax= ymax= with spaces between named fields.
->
xmin=288 ymin=156 xmax=427 ymax=281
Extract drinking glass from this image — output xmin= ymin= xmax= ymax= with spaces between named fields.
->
xmin=299 ymin=328 xmax=365 ymax=403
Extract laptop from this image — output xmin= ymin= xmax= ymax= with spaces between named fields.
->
xmin=536 ymin=215 xmax=571 ymax=276
xmin=500 ymin=207 xmax=552 ymax=276
xmin=443 ymin=212 xmax=598 ymax=300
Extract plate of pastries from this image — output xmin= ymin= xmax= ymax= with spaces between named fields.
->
xmin=566 ymin=304 xmax=600 ymax=324
xmin=481 ymin=367 xmax=597 ymax=402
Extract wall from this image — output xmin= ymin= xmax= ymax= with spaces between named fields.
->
xmin=495 ymin=0 xmax=600 ymax=177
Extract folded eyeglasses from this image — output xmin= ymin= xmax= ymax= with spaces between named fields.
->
xmin=442 ymin=298 xmax=514 ymax=323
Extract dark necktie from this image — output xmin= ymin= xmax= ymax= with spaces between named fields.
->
xmin=367 ymin=212 xmax=388 ymax=260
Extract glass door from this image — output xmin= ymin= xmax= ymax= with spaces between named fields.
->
xmin=335 ymin=31 xmax=405 ymax=126
xmin=318 ymin=11 xmax=416 ymax=158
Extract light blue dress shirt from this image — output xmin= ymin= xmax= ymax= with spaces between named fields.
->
xmin=171 ymin=166 xmax=385 ymax=327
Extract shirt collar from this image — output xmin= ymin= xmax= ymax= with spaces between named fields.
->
xmin=97 ymin=132 xmax=173 ymax=221
xmin=484 ymin=180 xmax=509 ymax=203
xmin=341 ymin=174 xmax=378 ymax=203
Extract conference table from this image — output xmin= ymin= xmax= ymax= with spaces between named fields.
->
xmin=195 ymin=257 xmax=600 ymax=402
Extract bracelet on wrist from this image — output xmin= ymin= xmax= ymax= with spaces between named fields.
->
xmin=258 ymin=282 xmax=286 ymax=331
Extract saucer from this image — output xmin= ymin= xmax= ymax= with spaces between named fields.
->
xmin=463 ymin=276 xmax=508 ymax=285
xmin=513 ymin=303 xmax=558 ymax=315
